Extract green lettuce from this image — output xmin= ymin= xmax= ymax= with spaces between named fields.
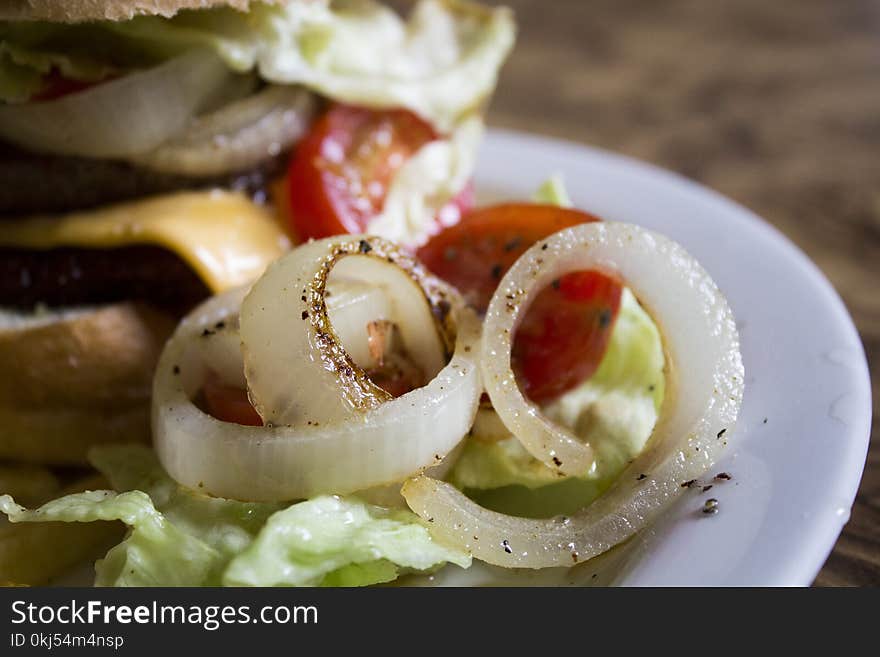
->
xmin=224 ymin=495 xmax=470 ymax=586
xmin=448 ymin=288 xmax=666 ymax=518
xmin=0 ymin=0 xmax=515 ymax=130
xmin=0 ymin=445 xmax=469 ymax=587
xmin=532 ymin=174 xmax=573 ymax=207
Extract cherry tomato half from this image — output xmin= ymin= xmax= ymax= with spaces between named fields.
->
xmin=286 ymin=104 xmax=438 ymax=241
xmin=418 ymin=203 xmax=623 ymax=403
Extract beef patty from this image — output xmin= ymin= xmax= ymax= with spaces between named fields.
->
xmin=0 ymin=245 xmax=212 ymax=316
xmin=0 ymin=142 xmax=287 ymax=217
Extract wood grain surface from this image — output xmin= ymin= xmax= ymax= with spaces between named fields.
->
xmin=483 ymin=0 xmax=879 ymax=585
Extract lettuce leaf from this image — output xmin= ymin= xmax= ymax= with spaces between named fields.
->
xmin=0 ymin=490 xmax=223 ymax=586
xmin=448 ymin=287 xmax=666 ymax=518
xmin=532 ymin=174 xmax=573 ymax=207
xmin=367 ymin=114 xmax=482 ymax=246
xmin=0 ymin=445 xmax=469 ymax=586
xmin=0 ymin=0 xmax=515 ymax=130
xmin=224 ymin=495 xmax=470 ymax=586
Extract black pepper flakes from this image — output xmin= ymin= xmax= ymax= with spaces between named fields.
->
xmin=491 ymin=264 xmax=503 ymax=279
xmin=200 ymin=328 xmax=215 ymax=337
xmin=551 ymin=278 xmax=561 ymax=290
xmin=552 ymin=456 xmax=562 ymax=467
xmin=358 ymin=239 xmax=372 ymax=254
xmin=716 ymin=428 xmax=727 ymax=438
xmin=541 ymin=243 xmax=548 ymax=251
xmin=714 ymin=472 xmax=732 ymax=481
xmin=504 ymin=236 xmax=522 ymax=252
xmin=301 ymin=311 xmax=309 ymax=320
xmin=502 ymin=539 xmax=512 ymax=554
xmin=172 ymin=365 xmax=180 ymax=375
xmin=636 ymin=473 xmax=647 ymax=481
xmin=702 ymin=485 xmax=713 ymax=493
xmin=681 ymin=479 xmax=698 ymax=489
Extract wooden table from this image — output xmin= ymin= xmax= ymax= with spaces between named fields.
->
xmin=485 ymin=0 xmax=879 ymax=585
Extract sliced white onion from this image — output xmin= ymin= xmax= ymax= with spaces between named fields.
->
xmin=0 ymin=50 xmax=240 ymax=159
xmin=130 ymin=85 xmax=316 ymax=177
xmin=357 ymin=442 xmax=465 ymax=509
xmin=324 ymin=278 xmax=394 ymax=370
xmin=193 ymin=317 xmax=246 ymax=389
xmin=402 ymin=221 xmax=744 ymax=568
xmin=240 ymin=236 xmax=448 ymax=428
xmin=153 ymin=237 xmax=482 ymax=502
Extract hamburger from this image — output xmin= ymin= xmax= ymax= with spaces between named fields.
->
xmin=0 ymin=0 xmax=514 ymax=464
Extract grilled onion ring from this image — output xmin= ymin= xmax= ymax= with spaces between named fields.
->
xmin=240 ymin=236 xmax=450 ymax=428
xmin=131 ymin=85 xmax=315 ymax=177
xmin=153 ymin=236 xmax=482 ymax=502
xmin=402 ymin=221 xmax=744 ymax=568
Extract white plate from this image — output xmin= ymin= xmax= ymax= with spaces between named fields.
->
xmin=439 ymin=128 xmax=872 ymax=587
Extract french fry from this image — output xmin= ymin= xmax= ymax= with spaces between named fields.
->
xmin=0 ymin=474 xmax=124 ymax=586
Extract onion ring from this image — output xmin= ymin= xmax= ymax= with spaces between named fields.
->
xmin=240 ymin=236 xmax=449 ymax=428
xmin=153 ymin=237 xmax=482 ymax=502
xmin=131 ymin=85 xmax=315 ymax=177
xmin=401 ymin=221 xmax=743 ymax=568
xmin=0 ymin=50 xmax=238 ymax=159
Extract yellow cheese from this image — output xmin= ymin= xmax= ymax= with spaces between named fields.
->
xmin=0 ymin=191 xmax=291 ymax=293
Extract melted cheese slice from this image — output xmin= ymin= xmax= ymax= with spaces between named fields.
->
xmin=0 ymin=191 xmax=291 ymax=293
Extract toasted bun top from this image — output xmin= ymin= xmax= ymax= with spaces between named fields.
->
xmin=0 ymin=0 xmax=285 ymax=23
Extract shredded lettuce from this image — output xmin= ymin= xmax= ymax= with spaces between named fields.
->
xmin=0 ymin=0 xmax=515 ymax=130
xmin=0 ymin=446 xmax=469 ymax=587
xmin=532 ymin=174 xmax=573 ymax=207
xmin=224 ymin=495 xmax=470 ymax=586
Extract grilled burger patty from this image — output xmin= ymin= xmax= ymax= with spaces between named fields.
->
xmin=0 ymin=142 xmax=288 ymax=217
xmin=0 ymin=245 xmax=212 ymax=316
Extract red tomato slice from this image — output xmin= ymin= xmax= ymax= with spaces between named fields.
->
xmin=512 ymin=270 xmax=622 ymax=402
xmin=286 ymin=104 xmax=437 ymax=241
xmin=418 ymin=203 xmax=623 ymax=403
xmin=285 ymin=104 xmax=473 ymax=243
xmin=202 ymin=374 xmax=263 ymax=427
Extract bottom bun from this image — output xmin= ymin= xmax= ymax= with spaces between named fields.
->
xmin=0 ymin=303 xmax=175 ymax=464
